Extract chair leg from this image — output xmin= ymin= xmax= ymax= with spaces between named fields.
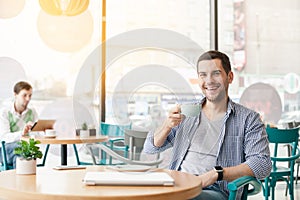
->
xmin=289 ymin=176 xmax=295 ymax=200
xmin=285 ymin=176 xmax=290 ymax=196
xmin=296 ymin=163 xmax=300 ymax=184
xmin=270 ymin=178 xmax=277 ymax=200
xmin=73 ymin=144 xmax=81 ymax=165
xmin=87 ymin=146 xmax=97 ymax=165
xmin=264 ymin=178 xmax=270 ymax=200
xmin=100 ymin=149 xmax=107 ymax=165
xmin=37 ymin=144 xmax=50 ymax=167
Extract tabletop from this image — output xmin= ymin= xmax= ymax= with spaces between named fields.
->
xmin=22 ymin=135 xmax=109 ymax=144
xmin=0 ymin=166 xmax=202 ymax=200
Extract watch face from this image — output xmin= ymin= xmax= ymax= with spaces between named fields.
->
xmin=215 ymin=166 xmax=223 ymax=171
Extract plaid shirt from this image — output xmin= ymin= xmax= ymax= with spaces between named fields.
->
xmin=144 ymin=98 xmax=271 ymax=198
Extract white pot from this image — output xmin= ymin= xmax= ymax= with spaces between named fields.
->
xmin=16 ymin=157 xmax=37 ymax=175
xmin=80 ymin=130 xmax=89 ymax=138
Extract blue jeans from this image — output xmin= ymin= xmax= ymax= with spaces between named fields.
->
xmin=0 ymin=142 xmax=18 ymax=169
xmin=190 ymin=183 xmax=228 ymax=200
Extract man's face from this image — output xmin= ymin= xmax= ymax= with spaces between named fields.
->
xmin=14 ymin=89 xmax=32 ymax=110
xmin=197 ymin=59 xmax=233 ymax=103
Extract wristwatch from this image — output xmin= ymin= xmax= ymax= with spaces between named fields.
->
xmin=214 ymin=166 xmax=223 ymax=181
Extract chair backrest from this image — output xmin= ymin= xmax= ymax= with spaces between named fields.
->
xmin=124 ymin=129 xmax=148 ymax=160
xmin=100 ymin=122 xmax=131 ymax=137
xmin=266 ymin=125 xmax=300 ymax=170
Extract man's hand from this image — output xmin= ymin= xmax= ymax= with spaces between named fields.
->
xmin=166 ymin=105 xmax=183 ymax=128
xmin=197 ymin=170 xmax=218 ymax=188
xmin=22 ymin=121 xmax=34 ymax=136
xmin=153 ymin=105 xmax=183 ymax=147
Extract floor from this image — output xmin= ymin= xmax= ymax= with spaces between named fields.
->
xmin=39 ymin=144 xmax=300 ymax=200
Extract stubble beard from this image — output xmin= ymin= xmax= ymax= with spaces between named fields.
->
xmin=204 ymin=86 xmax=227 ymax=103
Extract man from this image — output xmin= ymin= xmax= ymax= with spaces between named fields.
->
xmin=0 ymin=81 xmax=38 ymax=168
xmin=143 ymin=50 xmax=271 ymax=199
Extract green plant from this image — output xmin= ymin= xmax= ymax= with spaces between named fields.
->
xmin=82 ymin=122 xmax=88 ymax=130
xmin=14 ymin=138 xmax=43 ymax=160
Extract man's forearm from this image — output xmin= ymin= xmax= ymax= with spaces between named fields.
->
xmin=223 ymin=163 xmax=254 ymax=182
xmin=153 ymin=121 xmax=172 ymax=147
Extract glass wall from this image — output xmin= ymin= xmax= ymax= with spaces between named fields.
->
xmin=105 ymin=0 xmax=300 ymax=128
xmin=105 ymin=0 xmax=210 ymax=129
xmin=0 ymin=0 xmax=299 ymax=130
xmin=218 ymin=0 xmax=300 ymax=126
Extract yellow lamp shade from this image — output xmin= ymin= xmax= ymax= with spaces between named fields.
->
xmin=37 ymin=10 xmax=93 ymax=52
xmin=0 ymin=0 xmax=25 ymax=19
xmin=39 ymin=0 xmax=89 ymax=16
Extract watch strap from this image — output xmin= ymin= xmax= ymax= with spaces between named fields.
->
xmin=214 ymin=166 xmax=223 ymax=181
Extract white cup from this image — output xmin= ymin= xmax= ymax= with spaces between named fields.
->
xmin=45 ymin=129 xmax=56 ymax=136
xmin=180 ymin=104 xmax=201 ymax=117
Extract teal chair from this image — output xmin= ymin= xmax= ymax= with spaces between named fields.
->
xmin=228 ymin=176 xmax=262 ymax=200
xmin=0 ymin=141 xmax=14 ymax=171
xmin=99 ymin=122 xmax=131 ymax=165
xmin=72 ymin=122 xmax=131 ymax=166
xmin=263 ymin=125 xmax=300 ymax=200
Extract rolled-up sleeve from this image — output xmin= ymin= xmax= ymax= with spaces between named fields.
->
xmin=144 ymin=126 xmax=177 ymax=154
xmin=244 ymin=113 xmax=272 ymax=179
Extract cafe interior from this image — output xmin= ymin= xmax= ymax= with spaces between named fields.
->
xmin=0 ymin=0 xmax=300 ymax=199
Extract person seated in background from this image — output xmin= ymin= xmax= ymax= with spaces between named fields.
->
xmin=143 ymin=50 xmax=271 ymax=200
xmin=0 ymin=81 xmax=38 ymax=168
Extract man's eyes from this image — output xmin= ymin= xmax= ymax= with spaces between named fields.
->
xmin=212 ymin=71 xmax=221 ymax=76
xmin=198 ymin=71 xmax=221 ymax=78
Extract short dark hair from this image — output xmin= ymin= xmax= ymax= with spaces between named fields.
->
xmin=14 ymin=81 xmax=32 ymax=94
xmin=197 ymin=50 xmax=231 ymax=74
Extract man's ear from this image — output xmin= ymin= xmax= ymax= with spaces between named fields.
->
xmin=228 ymin=71 xmax=234 ymax=84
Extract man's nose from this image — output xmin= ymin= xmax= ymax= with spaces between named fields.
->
xmin=25 ymin=96 xmax=31 ymax=101
xmin=204 ymin=74 xmax=214 ymax=82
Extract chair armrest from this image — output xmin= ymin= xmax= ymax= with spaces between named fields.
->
xmin=228 ymin=176 xmax=261 ymax=200
xmin=109 ymin=138 xmax=124 ymax=143
xmin=86 ymin=143 xmax=163 ymax=166
xmin=108 ymin=138 xmax=127 ymax=151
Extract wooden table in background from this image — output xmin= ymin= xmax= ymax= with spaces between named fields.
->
xmin=22 ymin=135 xmax=108 ymax=165
xmin=0 ymin=166 xmax=202 ymax=200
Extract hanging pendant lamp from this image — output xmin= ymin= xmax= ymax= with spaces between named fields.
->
xmin=39 ymin=0 xmax=89 ymax=16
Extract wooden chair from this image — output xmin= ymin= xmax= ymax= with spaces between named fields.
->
xmin=263 ymin=125 xmax=300 ymax=200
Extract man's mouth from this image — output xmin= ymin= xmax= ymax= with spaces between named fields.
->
xmin=204 ymin=85 xmax=219 ymax=91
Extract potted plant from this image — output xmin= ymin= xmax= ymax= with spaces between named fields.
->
xmin=14 ymin=138 xmax=43 ymax=175
xmin=80 ymin=122 xmax=89 ymax=138
xmin=76 ymin=122 xmax=96 ymax=137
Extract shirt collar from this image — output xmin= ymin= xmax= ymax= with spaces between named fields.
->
xmin=10 ymin=102 xmax=30 ymax=116
xmin=199 ymin=96 xmax=236 ymax=116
